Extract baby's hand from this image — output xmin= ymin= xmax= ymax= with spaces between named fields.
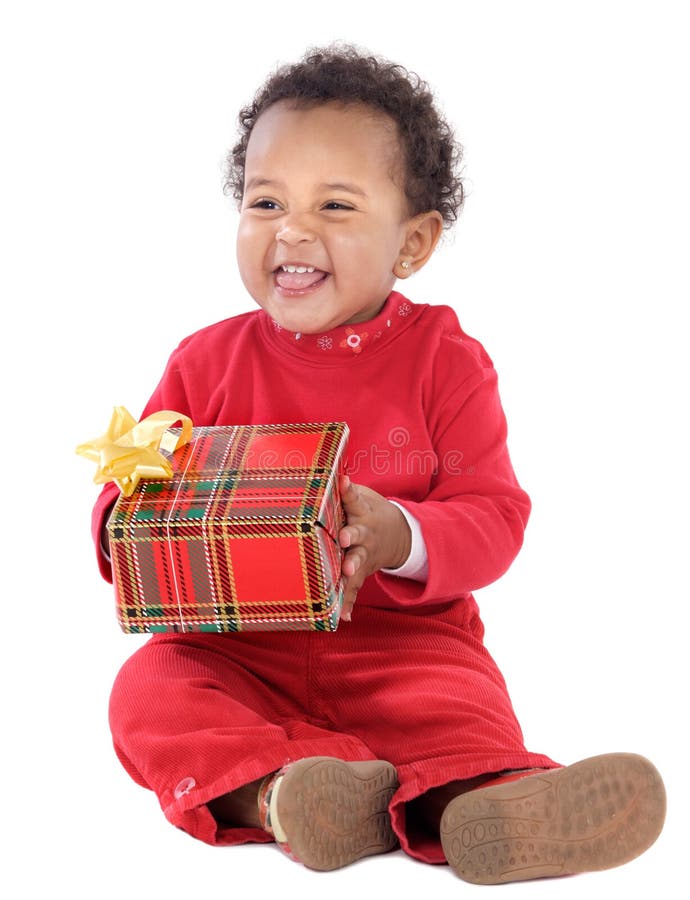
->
xmin=337 ymin=474 xmax=412 ymax=622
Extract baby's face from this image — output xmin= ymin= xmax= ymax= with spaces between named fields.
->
xmin=237 ymin=100 xmax=411 ymax=334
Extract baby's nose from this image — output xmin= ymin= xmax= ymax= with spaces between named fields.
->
xmin=275 ymin=213 xmax=316 ymax=244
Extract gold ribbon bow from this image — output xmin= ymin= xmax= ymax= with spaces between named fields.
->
xmin=76 ymin=406 xmax=193 ymax=496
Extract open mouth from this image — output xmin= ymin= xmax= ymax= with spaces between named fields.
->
xmin=274 ymin=264 xmax=329 ymax=293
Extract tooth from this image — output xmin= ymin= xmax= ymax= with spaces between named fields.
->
xmin=280 ymin=264 xmax=318 ymax=274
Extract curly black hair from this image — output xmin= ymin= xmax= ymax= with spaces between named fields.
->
xmin=223 ymin=43 xmax=465 ymax=229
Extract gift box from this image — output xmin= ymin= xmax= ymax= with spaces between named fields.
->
xmin=104 ymin=421 xmax=349 ymax=633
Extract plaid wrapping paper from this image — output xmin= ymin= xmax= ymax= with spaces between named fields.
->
xmin=107 ymin=421 xmax=349 ymax=633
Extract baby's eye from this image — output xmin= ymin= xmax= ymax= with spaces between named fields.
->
xmin=322 ymin=202 xmax=353 ymax=211
xmin=249 ymin=199 xmax=280 ymax=210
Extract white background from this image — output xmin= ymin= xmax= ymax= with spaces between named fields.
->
xmin=2 ymin=1 xmax=687 ymax=897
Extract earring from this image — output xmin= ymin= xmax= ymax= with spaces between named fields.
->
xmin=400 ymin=260 xmax=410 ymax=270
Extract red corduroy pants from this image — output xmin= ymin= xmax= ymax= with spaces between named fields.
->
xmin=109 ymin=601 xmax=558 ymax=863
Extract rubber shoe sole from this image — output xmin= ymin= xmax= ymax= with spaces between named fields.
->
xmin=440 ymin=752 xmax=666 ymax=885
xmin=273 ymin=756 xmax=399 ymax=871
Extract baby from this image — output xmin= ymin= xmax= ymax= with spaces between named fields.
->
xmin=92 ymin=44 xmax=665 ymax=884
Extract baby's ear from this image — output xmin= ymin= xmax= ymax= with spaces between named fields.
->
xmin=399 ymin=211 xmax=444 ymax=274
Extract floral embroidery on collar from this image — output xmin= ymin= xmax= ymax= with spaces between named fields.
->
xmin=259 ymin=291 xmax=421 ymax=361
xmin=339 ymin=327 xmax=369 ymax=355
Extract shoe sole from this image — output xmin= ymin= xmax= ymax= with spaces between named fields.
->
xmin=274 ymin=756 xmax=399 ymax=871
xmin=440 ymin=752 xmax=666 ymax=884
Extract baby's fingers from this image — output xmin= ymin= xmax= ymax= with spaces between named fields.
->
xmin=341 ymin=597 xmax=355 ymax=622
xmin=341 ymin=545 xmax=366 ymax=578
xmin=340 ymin=578 xmax=359 ymax=622
xmin=339 ymin=544 xmax=367 ymax=622
xmin=340 ymin=475 xmax=369 ymax=514
xmin=338 ymin=525 xmax=360 ymax=550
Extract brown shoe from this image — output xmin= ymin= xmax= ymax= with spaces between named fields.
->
xmin=259 ymin=756 xmax=399 ymax=871
xmin=440 ymin=753 xmax=666 ymax=884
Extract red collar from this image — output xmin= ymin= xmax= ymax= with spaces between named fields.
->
xmin=258 ymin=291 xmax=422 ymax=362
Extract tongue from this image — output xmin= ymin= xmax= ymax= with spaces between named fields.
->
xmin=275 ymin=269 xmax=326 ymax=290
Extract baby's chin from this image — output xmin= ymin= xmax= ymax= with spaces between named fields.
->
xmin=255 ymin=302 xmax=349 ymax=336
xmin=276 ymin=317 xmax=341 ymax=335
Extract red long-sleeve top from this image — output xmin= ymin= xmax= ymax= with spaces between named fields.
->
xmin=92 ymin=290 xmax=530 ymax=617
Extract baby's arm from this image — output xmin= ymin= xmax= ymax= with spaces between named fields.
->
xmin=371 ymin=363 xmax=531 ymax=608
xmin=338 ymin=474 xmax=412 ymax=620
